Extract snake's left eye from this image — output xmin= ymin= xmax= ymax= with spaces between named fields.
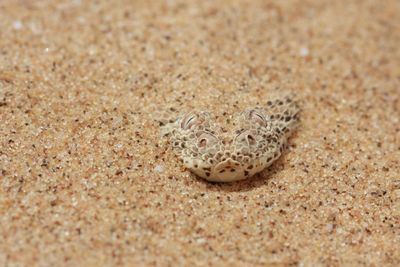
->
xmin=240 ymin=109 xmax=266 ymax=126
xmin=249 ymin=110 xmax=266 ymax=125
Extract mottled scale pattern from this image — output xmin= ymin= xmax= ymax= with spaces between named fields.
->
xmin=163 ymin=96 xmax=300 ymax=182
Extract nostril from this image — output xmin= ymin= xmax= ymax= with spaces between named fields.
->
xmin=197 ymin=132 xmax=218 ymax=148
xmin=247 ymin=134 xmax=256 ymax=145
xmin=199 ymin=139 xmax=207 ymax=147
xmin=235 ymin=130 xmax=257 ymax=146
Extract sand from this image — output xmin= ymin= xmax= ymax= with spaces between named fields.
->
xmin=1 ymin=0 xmax=399 ymax=266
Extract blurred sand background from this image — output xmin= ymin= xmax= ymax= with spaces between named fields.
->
xmin=1 ymin=0 xmax=399 ymax=266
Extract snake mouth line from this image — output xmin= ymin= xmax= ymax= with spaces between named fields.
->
xmin=214 ymin=158 xmax=242 ymax=172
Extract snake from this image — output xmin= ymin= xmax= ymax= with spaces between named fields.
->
xmin=162 ymin=96 xmax=300 ymax=182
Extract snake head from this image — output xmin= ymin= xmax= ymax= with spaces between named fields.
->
xmin=166 ymin=97 xmax=299 ymax=182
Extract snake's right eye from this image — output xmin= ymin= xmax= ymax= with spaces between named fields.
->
xmin=181 ymin=113 xmax=198 ymax=130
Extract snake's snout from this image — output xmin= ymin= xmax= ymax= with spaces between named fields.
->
xmin=208 ymin=158 xmax=247 ymax=182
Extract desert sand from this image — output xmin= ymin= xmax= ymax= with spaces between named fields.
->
xmin=1 ymin=0 xmax=399 ymax=266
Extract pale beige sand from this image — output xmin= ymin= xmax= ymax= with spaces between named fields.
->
xmin=1 ymin=0 xmax=400 ymax=266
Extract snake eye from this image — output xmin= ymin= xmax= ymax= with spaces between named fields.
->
xmin=241 ymin=109 xmax=266 ymax=126
xmin=197 ymin=132 xmax=218 ymax=148
xmin=181 ymin=113 xmax=199 ymax=130
xmin=249 ymin=110 xmax=266 ymax=126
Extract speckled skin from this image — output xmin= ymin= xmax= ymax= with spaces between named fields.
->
xmin=165 ymin=96 xmax=299 ymax=182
